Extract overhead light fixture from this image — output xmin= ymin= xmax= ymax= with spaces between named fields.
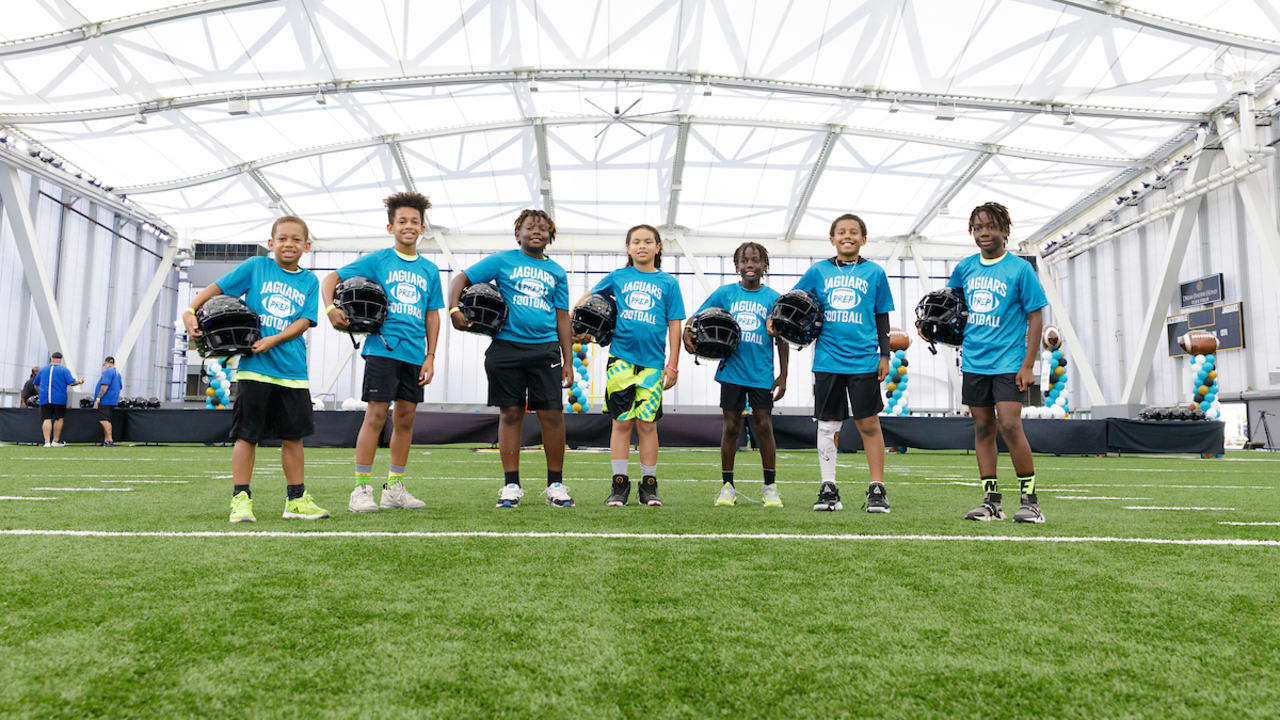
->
xmin=888 ymin=99 xmax=902 ymax=113
xmin=1062 ymin=111 xmax=1075 ymax=126
xmin=313 ymin=89 xmax=326 ymax=105
xmin=938 ymin=204 xmax=950 ymax=216
xmin=701 ymin=81 xmax=712 ymax=97
xmin=228 ymin=94 xmax=250 ymax=116
xmin=1194 ymin=123 xmax=1208 ymax=142
xmin=528 ymin=78 xmax=539 ymax=92
xmin=134 ymin=108 xmax=147 ymax=124
xmin=935 ymin=102 xmax=956 ymax=121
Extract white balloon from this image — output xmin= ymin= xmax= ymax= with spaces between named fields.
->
xmin=1052 ymin=406 xmax=1067 ymax=419
xmin=1206 ymin=408 xmax=1220 ymax=420
xmin=1193 ymin=354 xmax=1205 ymax=364
xmin=1054 ymin=396 xmax=1067 ymax=407
xmin=894 ymin=405 xmax=907 ymax=416
xmin=900 ymin=391 xmax=909 ymax=404
xmin=1041 ymin=351 xmax=1052 ymax=363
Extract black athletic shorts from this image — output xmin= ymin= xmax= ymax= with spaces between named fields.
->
xmin=230 ymin=379 xmax=314 ymax=443
xmin=962 ymin=372 xmax=1023 ymax=407
xmin=362 ymin=355 xmax=424 ymax=404
xmin=720 ymin=382 xmax=774 ymax=411
xmin=96 ymin=405 xmax=116 ymax=422
xmin=39 ymin=404 xmax=66 ymax=421
xmin=485 ymin=339 xmax=564 ymax=411
xmin=813 ymin=371 xmax=883 ymax=421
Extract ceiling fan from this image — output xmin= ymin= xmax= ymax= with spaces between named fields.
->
xmin=586 ymin=94 xmax=680 ymax=139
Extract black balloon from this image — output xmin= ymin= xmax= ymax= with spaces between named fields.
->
xmin=1193 ymin=393 xmax=1205 ymax=403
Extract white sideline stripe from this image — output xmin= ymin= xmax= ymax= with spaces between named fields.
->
xmin=0 ymin=496 xmax=57 ymax=501
xmin=1123 ymin=506 xmax=1235 ymax=511
xmin=28 ymin=487 xmax=133 ymax=492
xmin=1219 ymin=521 xmax=1280 ymax=526
xmin=100 ymin=479 xmax=188 ymax=484
xmin=1056 ymin=496 xmax=1151 ymax=500
xmin=1 ymin=529 xmax=1278 ymax=547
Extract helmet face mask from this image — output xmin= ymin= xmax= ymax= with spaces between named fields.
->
xmin=688 ymin=308 xmax=741 ymax=361
xmin=767 ymin=290 xmax=824 ymax=348
xmin=195 ymin=295 xmax=261 ymax=357
xmin=571 ymin=293 xmax=617 ymax=346
xmin=334 ymin=276 xmax=388 ymax=335
xmin=458 ymin=283 xmax=508 ymax=336
xmin=914 ymin=287 xmax=968 ymax=353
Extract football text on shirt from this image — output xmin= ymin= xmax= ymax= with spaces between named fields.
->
xmin=619 ymin=279 xmax=664 ymax=325
xmin=965 ymin=275 xmax=1008 ymax=328
xmin=385 ymin=268 xmax=429 ymax=319
xmin=257 ymin=280 xmax=308 ymax=331
xmin=509 ymin=264 xmax=555 ymax=312
xmin=729 ymin=299 xmax=768 ymax=346
xmin=821 ymin=274 xmax=869 ymax=325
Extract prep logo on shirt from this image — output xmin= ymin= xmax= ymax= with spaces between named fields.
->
xmin=735 ymin=310 xmax=761 ymax=332
xmin=969 ymin=289 xmax=998 ymax=314
xmin=827 ymin=287 xmax=861 ymax=310
xmin=965 ymin=275 xmax=1009 ymax=328
xmin=516 ymin=278 xmax=546 ymax=298
xmin=627 ymin=291 xmax=655 ymax=312
xmin=391 ymin=283 xmax=421 ymax=305
xmin=264 ymin=294 xmax=295 ymax=318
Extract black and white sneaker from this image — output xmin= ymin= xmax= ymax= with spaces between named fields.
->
xmin=964 ymin=492 xmax=1006 ymax=521
xmin=863 ymin=482 xmax=890 ymax=513
xmin=812 ymin=482 xmax=843 ymax=511
xmin=637 ymin=476 xmax=663 ymax=506
xmin=1013 ymin=493 xmax=1044 ymax=524
xmin=605 ymin=475 xmax=631 ymax=507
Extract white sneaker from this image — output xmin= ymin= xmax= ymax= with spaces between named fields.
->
xmin=543 ymin=482 xmax=574 ymax=508
xmin=380 ymin=481 xmax=426 ymax=510
xmin=496 ymin=483 xmax=524 ymax=508
xmin=43 ymin=442 xmax=51 ymax=448
xmin=348 ymin=484 xmax=379 ymax=513
xmin=51 ymin=441 xmax=66 ymax=448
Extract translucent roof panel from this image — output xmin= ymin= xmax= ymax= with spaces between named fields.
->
xmin=1 ymin=0 xmax=1278 ymax=252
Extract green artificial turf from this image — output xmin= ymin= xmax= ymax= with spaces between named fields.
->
xmin=1 ymin=443 xmax=1278 ymax=719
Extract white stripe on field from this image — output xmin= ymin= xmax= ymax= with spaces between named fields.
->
xmin=1123 ymin=506 xmax=1235 ymax=511
xmin=1219 ymin=521 xmax=1280 ymax=526
xmin=28 ymin=487 xmax=133 ymax=492
xmin=0 ymin=529 xmax=1277 ymax=547
xmin=1055 ymin=496 xmax=1151 ymax=500
xmin=0 ymin=496 xmax=57 ymax=501
xmin=99 ymin=479 xmax=188 ymax=484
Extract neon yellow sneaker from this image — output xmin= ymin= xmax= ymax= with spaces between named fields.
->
xmin=283 ymin=491 xmax=330 ymax=520
xmin=229 ymin=491 xmax=256 ymax=523
xmin=762 ymin=483 xmax=784 ymax=508
xmin=714 ymin=482 xmax=738 ymax=507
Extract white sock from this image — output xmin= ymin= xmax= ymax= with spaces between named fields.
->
xmin=640 ymin=464 xmax=657 ymax=478
xmin=611 ymin=459 xmax=629 ymax=477
xmin=817 ymin=420 xmax=841 ymax=484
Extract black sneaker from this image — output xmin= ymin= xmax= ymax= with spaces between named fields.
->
xmin=964 ymin=492 xmax=1006 ymax=521
xmin=637 ymin=476 xmax=662 ymax=506
xmin=605 ymin=475 xmax=631 ymax=507
xmin=1013 ymin=493 xmax=1044 ymax=524
xmin=812 ymin=482 xmax=843 ymax=511
xmin=863 ymin=482 xmax=890 ymax=513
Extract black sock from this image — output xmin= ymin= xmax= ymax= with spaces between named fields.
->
xmin=763 ymin=468 xmax=776 ymax=485
xmin=233 ymin=484 xmax=250 ymax=499
xmin=722 ymin=471 xmax=734 ymax=486
xmin=286 ymin=483 xmax=304 ymax=500
xmin=548 ymin=469 xmax=563 ymax=487
xmin=981 ymin=476 xmax=998 ymax=494
xmin=504 ymin=470 xmax=520 ymax=486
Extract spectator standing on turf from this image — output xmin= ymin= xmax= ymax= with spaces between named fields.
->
xmin=184 ymin=215 xmax=329 ymax=523
xmin=92 ymin=356 xmax=123 ymax=446
xmin=35 ymin=352 xmax=84 ymax=447
xmin=20 ymin=367 xmax=39 ymax=408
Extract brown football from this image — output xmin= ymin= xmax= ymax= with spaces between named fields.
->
xmin=889 ymin=327 xmax=911 ymax=351
xmin=1179 ymin=330 xmax=1218 ymax=354
xmin=1041 ymin=325 xmax=1062 ymax=350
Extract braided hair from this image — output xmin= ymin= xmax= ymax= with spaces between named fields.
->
xmin=732 ymin=241 xmax=770 ymax=274
xmin=513 ymin=208 xmax=556 ymax=242
xmin=968 ymin=202 xmax=1012 ymax=235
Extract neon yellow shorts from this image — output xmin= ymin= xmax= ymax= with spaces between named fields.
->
xmin=604 ymin=357 xmax=664 ymax=422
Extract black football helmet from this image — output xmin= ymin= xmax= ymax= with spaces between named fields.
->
xmin=687 ymin=308 xmax=741 ymax=362
xmin=915 ymin=287 xmax=968 ymax=355
xmin=147 ymin=396 xmax=161 ymax=409
xmin=572 ymin=293 xmax=617 ymax=346
xmin=79 ymin=397 xmax=93 ymax=408
xmin=767 ymin=290 xmax=823 ymax=348
xmin=458 ymin=283 xmax=508 ymax=337
xmin=334 ymin=276 xmax=388 ymax=335
xmin=195 ymin=295 xmax=261 ymax=357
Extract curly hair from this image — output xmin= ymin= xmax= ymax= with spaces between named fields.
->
xmin=732 ymin=241 xmax=769 ymax=274
xmin=828 ymin=213 xmax=867 ymax=238
xmin=624 ymin=224 xmax=662 ymax=269
xmin=384 ymin=191 xmax=431 ymax=225
xmin=512 ymin=209 xmax=556 ymax=242
xmin=968 ymin=202 xmax=1012 ymax=235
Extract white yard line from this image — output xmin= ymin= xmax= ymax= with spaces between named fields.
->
xmin=28 ymin=487 xmax=133 ymax=492
xmin=1219 ymin=521 xmax=1280 ymax=526
xmin=1122 ymin=506 xmax=1235 ymax=511
xmin=1055 ymin=496 xmax=1151 ymax=500
xmin=0 ymin=496 xmax=57 ymax=501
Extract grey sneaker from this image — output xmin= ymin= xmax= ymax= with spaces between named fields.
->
xmin=813 ymin=482 xmax=843 ymax=511
xmin=964 ymin=492 xmax=1005 ymax=521
xmin=863 ymin=482 xmax=890 ymax=513
xmin=761 ymin=483 xmax=783 ymax=508
xmin=714 ymin=482 xmax=737 ymax=507
xmin=543 ymin=482 xmax=574 ymax=508
xmin=348 ymin=484 xmax=379 ymax=513
xmin=381 ymin=481 xmax=426 ymax=510
xmin=496 ymin=483 xmax=524 ymax=509
xmin=1013 ymin=493 xmax=1044 ymax=524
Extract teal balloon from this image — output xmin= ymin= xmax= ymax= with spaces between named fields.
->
xmin=1205 ymin=354 xmax=1216 ymax=363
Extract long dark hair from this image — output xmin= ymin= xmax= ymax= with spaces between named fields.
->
xmin=624 ymin=224 xmax=662 ymax=269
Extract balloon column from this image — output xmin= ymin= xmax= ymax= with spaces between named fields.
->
xmin=1040 ymin=325 xmax=1069 ymax=418
xmin=883 ymin=328 xmax=911 ymax=416
xmin=203 ymin=358 xmax=233 ymax=409
xmin=565 ymin=343 xmax=591 ymax=414
xmin=1189 ymin=355 xmax=1222 ymax=421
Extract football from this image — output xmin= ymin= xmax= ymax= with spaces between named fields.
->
xmin=1042 ymin=325 xmax=1062 ymax=350
xmin=1178 ymin=330 xmax=1218 ymax=354
xmin=888 ymin=327 xmax=911 ymax=351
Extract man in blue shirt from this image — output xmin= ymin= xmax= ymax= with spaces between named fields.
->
xmin=322 ymin=191 xmax=444 ymax=514
xmin=685 ymin=242 xmax=789 ymax=508
xmin=35 ymin=351 xmax=84 ymax=447
xmin=92 ymin=356 xmax=123 ymax=446
xmin=772 ymin=214 xmax=895 ymax=513
xmin=948 ymin=202 xmax=1049 ymax=524
xmin=448 ymin=209 xmax=575 ymax=509
xmin=185 ymin=215 xmax=329 ymax=523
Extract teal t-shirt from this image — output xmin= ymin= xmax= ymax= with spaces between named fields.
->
xmin=337 ymin=248 xmax=445 ymax=365
xmin=696 ymin=283 xmax=780 ymax=389
xmin=947 ymin=252 xmax=1048 ymax=375
xmin=591 ymin=266 xmax=685 ymax=369
xmin=465 ymin=248 xmax=569 ymax=344
xmin=215 ymin=256 xmax=318 ymax=381
xmin=793 ymin=258 xmax=894 ymax=374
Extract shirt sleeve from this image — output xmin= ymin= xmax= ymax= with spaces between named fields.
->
xmin=793 ymin=265 xmax=818 ymax=295
xmin=336 ymin=253 xmax=377 ymax=282
xmin=1021 ymin=262 xmax=1049 ymax=313
xmin=96 ymin=373 xmax=108 ymax=390
xmin=553 ymin=266 xmax=570 ymax=311
xmin=465 ymin=253 xmax=501 ymax=284
xmin=425 ymin=265 xmax=445 ymax=311
xmin=667 ymin=275 xmax=686 ymax=321
xmin=874 ymin=265 xmax=895 ymax=313
xmin=946 ymin=260 xmax=966 ymax=290
xmin=57 ymin=365 xmax=74 ymax=387
xmin=695 ymin=286 xmax=724 ymax=315
xmin=301 ymin=275 xmax=319 ymax=327
xmin=591 ymin=272 xmax=615 ymax=298
xmin=215 ymin=257 xmax=255 ymax=298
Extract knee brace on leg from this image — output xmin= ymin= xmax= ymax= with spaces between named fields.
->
xmin=817 ymin=420 xmax=841 ymax=483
